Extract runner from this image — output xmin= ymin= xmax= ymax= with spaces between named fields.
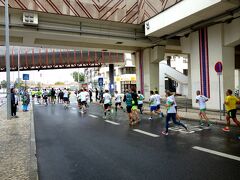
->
xmin=162 ymin=91 xmax=188 ymax=136
xmin=123 ymin=89 xmax=133 ymax=125
xmin=169 ymin=91 xmax=181 ymax=121
xmin=131 ymin=87 xmax=139 ymax=124
xmin=50 ymin=88 xmax=56 ymax=104
xmin=155 ymin=90 xmax=164 ymax=118
xmin=137 ymin=91 xmax=144 ymax=114
xmin=103 ymin=90 xmax=112 ymax=119
xmin=36 ymin=89 xmax=42 ymax=104
xmin=196 ymin=90 xmax=209 ymax=126
xmin=149 ymin=90 xmax=157 ymax=120
xmin=59 ymin=90 xmax=64 ymax=104
xmin=42 ymin=89 xmax=48 ymax=106
xmin=114 ymin=90 xmax=123 ymax=112
xmin=63 ymin=88 xmax=69 ymax=109
xmin=222 ymin=89 xmax=240 ymax=132
xmin=77 ymin=89 xmax=82 ymax=110
xmin=80 ymin=88 xmax=89 ymax=113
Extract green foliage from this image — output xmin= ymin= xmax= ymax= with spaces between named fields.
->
xmin=37 ymin=82 xmax=42 ymax=88
xmin=71 ymin=71 xmax=85 ymax=82
xmin=0 ymin=80 xmax=7 ymax=88
xmin=55 ymin=81 xmax=65 ymax=85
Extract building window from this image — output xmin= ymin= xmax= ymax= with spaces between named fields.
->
xmin=183 ymin=69 xmax=188 ymax=76
xmin=120 ymin=81 xmax=136 ymax=93
xmin=120 ymin=67 xmax=136 ymax=74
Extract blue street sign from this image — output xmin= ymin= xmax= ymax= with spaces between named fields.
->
xmin=23 ymin=74 xmax=29 ymax=80
xmin=98 ymin=77 xmax=103 ymax=87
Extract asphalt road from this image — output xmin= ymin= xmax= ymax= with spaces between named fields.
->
xmin=34 ymin=101 xmax=240 ymax=180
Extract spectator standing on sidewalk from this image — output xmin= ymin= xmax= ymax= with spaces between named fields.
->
xmin=11 ymin=88 xmax=18 ymax=118
xmin=196 ymin=90 xmax=209 ymax=126
xmin=162 ymin=91 xmax=188 ymax=136
xmin=222 ymin=89 xmax=240 ymax=132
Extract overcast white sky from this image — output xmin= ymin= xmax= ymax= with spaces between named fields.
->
xmin=0 ymin=68 xmax=84 ymax=84
xmin=0 ymin=46 xmax=85 ymax=84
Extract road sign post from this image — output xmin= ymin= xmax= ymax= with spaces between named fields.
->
xmin=215 ymin=61 xmax=223 ymax=121
xmin=23 ymin=74 xmax=29 ymax=90
xmin=5 ymin=0 xmax=11 ymax=119
xmin=98 ymin=77 xmax=103 ymax=87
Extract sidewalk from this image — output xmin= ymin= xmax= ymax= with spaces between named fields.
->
xmin=0 ymin=103 xmax=38 ymax=180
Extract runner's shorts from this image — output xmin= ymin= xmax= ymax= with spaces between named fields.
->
xmin=227 ymin=109 xmax=237 ymax=118
xmin=63 ymin=97 xmax=69 ymax=102
xmin=104 ymin=103 xmax=111 ymax=110
xmin=115 ymin=102 xmax=121 ymax=107
xmin=156 ymin=104 xmax=160 ymax=110
xmin=150 ymin=106 xmax=157 ymax=112
xmin=138 ymin=104 xmax=143 ymax=109
xmin=126 ymin=106 xmax=132 ymax=113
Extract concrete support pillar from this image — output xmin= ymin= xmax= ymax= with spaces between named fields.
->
xmin=135 ymin=46 xmax=165 ymax=100
xmin=183 ymin=24 xmax=235 ymax=110
xmin=109 ymin=64 xmax=114 ymax=95
xmin=187 ymin=54 xmax=192 ymax=99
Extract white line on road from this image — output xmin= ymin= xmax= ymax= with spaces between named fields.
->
xmin=133 ymin=129 xmax=159 ymax=137
xmin=105 ymin=120 xmax=120 ymax=125
xmin=89 ymin=114 xmax=98 ymax=118
xmin=192 ymin=146 xmax=240 ymax=161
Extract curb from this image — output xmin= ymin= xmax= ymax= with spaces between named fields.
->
xmin=29 ymin=103 xmax=39 ymax=180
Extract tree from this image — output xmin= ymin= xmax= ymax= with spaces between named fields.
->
xmin=71 ymin=72 xmax=85 ymax=82
xmin=15 ymin=80 xmax=25 ymax=89
xmin=0 ymin=80 xmax=7 ymax=89
xmin=55 ymin=82 xmax=65 ymax=85
xmin=37 ymin=82 xmax=42 ymax=88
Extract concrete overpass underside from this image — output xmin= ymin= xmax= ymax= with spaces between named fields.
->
xmin=0 ymin=49 xmax=124 ymax=72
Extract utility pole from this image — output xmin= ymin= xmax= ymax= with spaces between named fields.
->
xmin=5 ymin=0 xmax=11 ymax=119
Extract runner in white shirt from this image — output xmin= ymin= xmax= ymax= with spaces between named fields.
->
xmin=79 ymin=89 xmax=89 ymax=112
xmin=114 ymin=91 xmax=123 ymax=112
xmin=103 ymin=90 xmax=112 ymax=118
xmin=196 ymin=90 xmax=209 ymax=126
xmin=63 ymin=88 xmax=69 ymax=108
xmin=169 ymin=93 xmax=181 ymax=121
xmin=154 ymin=91 xmax=164 ymax=118
xmin=162 ymin=91 xmax=188 ymax=136
xmin=149 ymin=90 xmax=158 ymax=120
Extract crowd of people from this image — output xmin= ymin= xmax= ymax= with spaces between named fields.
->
xmin=10 ymin=85 xmax=240 ymax=138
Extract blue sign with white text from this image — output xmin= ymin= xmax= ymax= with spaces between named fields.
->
xmin=23 ymin=74 xmax=29 ymax=80
xmin=98 ymin=77 xmax=103 ymax=87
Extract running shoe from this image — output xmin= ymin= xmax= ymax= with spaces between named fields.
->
xmin=148 ymin=117 xmax=152 ymax=120
xmin=162 ymin=131 xmax=168 ymax=136
xmin=222 ymin=127 xmax=230 ymax=132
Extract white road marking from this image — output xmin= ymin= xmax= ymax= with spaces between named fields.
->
xmin=179 ymin=129 xmax=195 ymax=133
xmin=192 ymin=146 xmax=240 ymax=162
xmin=133 ymin=129 xmax=159 ymax=137
xmin=89 ymin=114 xmax=98 ymax=118
xmin=105 ymin=120 xmax=120 ymax=125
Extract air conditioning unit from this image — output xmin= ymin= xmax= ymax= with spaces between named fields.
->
xmin=23 ymin=12 xmax=38 ymax=26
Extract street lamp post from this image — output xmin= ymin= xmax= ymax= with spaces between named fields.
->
xmin=5 ymin=0 xmax=11 ymax=119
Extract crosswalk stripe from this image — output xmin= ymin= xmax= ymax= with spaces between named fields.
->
xmin=193 ymin=146 xmax=240 ymax=161
xmin=105 ymin=120 xmax=120 ymax=125
xmin=89 ymin=114 xmax=98 ymax=118
xmin=133 ymin=129 xmax=159 ymax=137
